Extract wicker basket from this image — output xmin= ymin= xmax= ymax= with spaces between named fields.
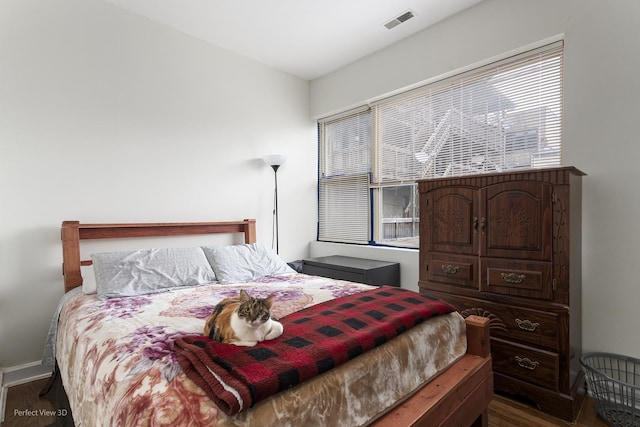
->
xmin=580 ymin=353 xmax=640 ymax=427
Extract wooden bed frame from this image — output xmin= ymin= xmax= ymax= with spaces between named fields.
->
xmin=59 ymin=219 xmax=493 ymax=427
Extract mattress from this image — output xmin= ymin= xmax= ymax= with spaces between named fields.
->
xmin=55 ymin=272 xmax=467 ymax=426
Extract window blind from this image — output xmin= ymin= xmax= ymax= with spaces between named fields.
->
xmin=373 ymin=42 xmax=563 ymax=183
xmin=318 ymin=111 xmax=371 ymax=243
xmin=318 ymin=173 xmax=371 ymax=243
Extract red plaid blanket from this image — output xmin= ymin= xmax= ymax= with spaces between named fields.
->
xmin=173 ymin=286 xmax=455 ymax=415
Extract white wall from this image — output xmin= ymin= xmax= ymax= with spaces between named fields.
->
xmin=310 ymin=0 xmax=640 ymax=357
xmin=0 ymin=0 xmax=316 ymax=367
xmin=3 ymin=0 xmax=639 ymax=370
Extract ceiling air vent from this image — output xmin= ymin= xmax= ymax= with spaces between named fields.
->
xmin=384 ymin=10 xmax=415 ymax=30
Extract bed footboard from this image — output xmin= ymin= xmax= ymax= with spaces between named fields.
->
xmin=372 ymin=315 xmax=492 ymax=427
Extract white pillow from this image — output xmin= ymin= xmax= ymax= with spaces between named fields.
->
xmin=201 ymin=243 xmax=294 ymax=284
xmin=92 ymin=247 xmax=217 ymax=299
xmin=81 ymin=264 xmax=97 ymax=294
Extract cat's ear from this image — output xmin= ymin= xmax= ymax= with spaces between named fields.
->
xmin=263 ymin=294 xmax=276 ymax=308
xmin=239 ymin=289 xmax=251 ymax=301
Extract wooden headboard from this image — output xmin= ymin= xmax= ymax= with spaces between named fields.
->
xmin=61 ymin=219 xmax=257 ymax=293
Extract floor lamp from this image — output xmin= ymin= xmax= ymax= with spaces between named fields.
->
xmin=262 ymin=154 xmax=287 ymax=254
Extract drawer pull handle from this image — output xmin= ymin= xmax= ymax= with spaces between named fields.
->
xmin=515 ymin=319 xmax=540 ymax=332
xmin=515 ymin=356 xmax=540 ymax=371
xmin=441 ymin=264 xmax=459 ymax=274
xmin=501 ymin=273 xmax=526 ymax=284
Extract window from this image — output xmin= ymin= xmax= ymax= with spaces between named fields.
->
xmin=318 ymin=110 xmax=371 ymax=243
xmin=318 ymin=41 xmax=563 ymax=247
xmin=380 ymin=184 xmax=419 ymax=246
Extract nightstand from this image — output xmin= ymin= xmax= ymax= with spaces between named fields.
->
xmin=302 ymin=255 xmax=400 ymax=287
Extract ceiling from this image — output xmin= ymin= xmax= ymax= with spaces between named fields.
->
xmin=102 ymin=0 xmax=484 ymax=80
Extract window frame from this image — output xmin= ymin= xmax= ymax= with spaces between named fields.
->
xmin=318 ymin=41 xmax=564 ymax=248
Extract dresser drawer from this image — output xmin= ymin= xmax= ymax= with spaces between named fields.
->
xmin=428 ymin=292 xmax=561 ymax=351
xmin=426 ymin=254 xmax=478 ymax=290
xmin=491 ymin=338 xmax=559 ymax=391
xmin=481 ymin=258 xmax=552 ymax=300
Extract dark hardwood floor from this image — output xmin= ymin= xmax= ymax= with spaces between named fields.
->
xmin=3 ymin=379 xmax=56 ymax=427
xmin=488 ymin=392 xmax=608 ymax=427
xmin=3 ymin=378 xmax=609 ymax=427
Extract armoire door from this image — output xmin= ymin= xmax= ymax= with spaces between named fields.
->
xmin=423 ymin=186 xmax=479 ymax=256
xmin=480 ymin=181 xmax=553 ymax=261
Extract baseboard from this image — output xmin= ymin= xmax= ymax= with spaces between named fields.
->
xmin=1 ymin=370 xmax=5 ymax=423
xmin=2 ymin=361 xmax=53 ymax=388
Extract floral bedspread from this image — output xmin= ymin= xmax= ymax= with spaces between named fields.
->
xmin=56 ymin=273 xmax=467 ymax=426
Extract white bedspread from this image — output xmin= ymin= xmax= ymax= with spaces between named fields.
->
xmin=55 ymin=273 xmax=467 ymax=426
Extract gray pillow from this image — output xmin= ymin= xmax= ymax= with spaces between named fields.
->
xmin=92 ymin=247 xmax=217 ymax=299
xmin=201 ymin=243 xmax=294 ymax=284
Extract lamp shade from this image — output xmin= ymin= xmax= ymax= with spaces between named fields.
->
xmin=262 ymin=154 xmax=287 ymax=167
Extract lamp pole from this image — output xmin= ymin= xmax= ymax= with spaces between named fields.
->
xmin=271 ymin=164 xmax=280 ymax=254
xmin=263 ymin=154 xmax=287 ymax=254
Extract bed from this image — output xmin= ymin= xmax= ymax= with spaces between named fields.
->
xmin=44 ymin=218 xmax=492 ymax=427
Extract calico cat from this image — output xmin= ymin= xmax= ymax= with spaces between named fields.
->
xmin=203 ymin=289 xmax=283 ymax=346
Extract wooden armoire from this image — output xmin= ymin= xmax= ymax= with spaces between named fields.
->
xmin=418 ymin=166 xmax=585 ymax=421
